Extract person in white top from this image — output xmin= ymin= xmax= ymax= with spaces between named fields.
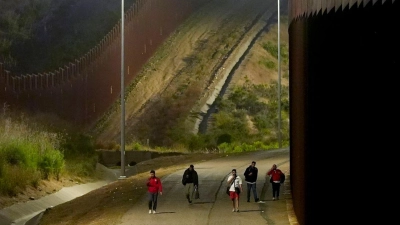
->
xmin=227 ymin=169 xmax=243 ymax=212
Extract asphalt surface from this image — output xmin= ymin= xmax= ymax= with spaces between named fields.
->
xmin=0 ymin=148 xmax=298 ymax=225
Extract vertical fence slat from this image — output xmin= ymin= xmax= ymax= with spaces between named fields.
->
xmin=0 ymin=0 xmax=202 ymax=125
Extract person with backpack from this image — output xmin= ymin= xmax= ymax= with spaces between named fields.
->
xmin=267 ymin=164 xmax=284 ymax=201
xmin=227 ymin=169 xmax=243 ymax=212
xmin=244 ymin=161 xmax=260 ymax=202
xmin=182 ymin=164 xmax=199 ymax=204
xmin=146 ymin=170 xmax=163 ymax=214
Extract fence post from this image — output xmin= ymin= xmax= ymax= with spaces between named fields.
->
xmin=21 ymin=75 xmax=26 ymax=91
xmin=5 ymin=70 xmax=10 ymax=87
xmin=38 ymin=73 xmax=44 ymax=89
xmin=11 ymin=76 xmax=16 ymax=92
xmin=44 ymin=73 xmax=49 ymax=88
xmin=33 ymin=74 xmax=38 ymax=89
xmin=59 ymin=67 xmax=64 ymax=82
xmin=65 ymin=66 xmax=69 ymax=81
xmin=27 ymin=74 xmax=32 ymax=90
xmin=50 ymin=72 xmax=55 ymax=87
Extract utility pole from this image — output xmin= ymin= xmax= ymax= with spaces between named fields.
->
xmin=277 ymin=0 xmax=282 ymax=148
xmin=120 ymin=0 xmax=126 ymax=179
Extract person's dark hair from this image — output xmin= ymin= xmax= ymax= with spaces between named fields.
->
xmin=150 ymin=170 xmax=155 ymax=174
xmin=232 ymin=169 xmax=236 ymax=172
xmin=252 ymin=161 xmax=256 ymax=164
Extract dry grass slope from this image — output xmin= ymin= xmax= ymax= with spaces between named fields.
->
xmin=90 ymin=0 xmax=288 ymax=148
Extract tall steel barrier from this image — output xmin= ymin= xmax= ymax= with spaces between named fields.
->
xmin=0 ymin=0 xmax=210 ymax=125
xmin=288 ymin=0 xmax=398 ymax=224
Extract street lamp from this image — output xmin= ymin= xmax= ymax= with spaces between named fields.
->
xmin=120 ymin=0 xmax=126 ymax=179
xmin=277 ymin=0 xmax=282 ymax=148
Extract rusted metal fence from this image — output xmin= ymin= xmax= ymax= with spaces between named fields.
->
xmin=0 ymin=0 xmax=210 ymax=125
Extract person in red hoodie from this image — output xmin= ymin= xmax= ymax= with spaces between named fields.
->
xmin=147 ymin=170 xmax=163 ymax=214
xmin=266 ymin=164 xmax=284 ymax=201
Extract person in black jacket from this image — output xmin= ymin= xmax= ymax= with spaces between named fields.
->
xmin=243 ymin=161 xmax=259 ymax=202
xmin=182 ymin=164 xmax=199 ymax=204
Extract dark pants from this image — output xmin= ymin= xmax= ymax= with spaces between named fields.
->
xmin=246 ymin=182 xmax=258 ymax=201
xmin=271 ymin=182 xmax=281 ymax=198
xmin=148 ymin=192 xmax=159 ymax=210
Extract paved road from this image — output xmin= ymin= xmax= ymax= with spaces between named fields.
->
xmin=0 ymin=148 xmax=295 ymax=225
xmin=118 ymin=148 xmax=292 ymax=225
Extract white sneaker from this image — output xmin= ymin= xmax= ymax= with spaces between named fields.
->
xmin=152 ymin=210 xmax=156 ymax=214
xmin=232 ymin=208 xmax=235 ymax=212
xmin=149 ymin=210 xmax=152 ymax=214
xmin=272 ymin=197 xmax=275 ymax=201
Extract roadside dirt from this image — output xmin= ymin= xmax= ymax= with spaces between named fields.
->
xmin=0 ymin=175 xmax=94 ymax=210
xmin=39 ymin=152 xmax=228 ymax=225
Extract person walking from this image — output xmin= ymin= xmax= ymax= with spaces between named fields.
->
xmin=182 ymin=164 xmax=198 ymax=204
xmin=267 ymin=164 xmax=284 ymax=201
xmin=244 ymin=161 xmax=260 ymax=202
xmin=146 ymin=170 xmax=163 ymax=214
xmin=227 ymin=169 xmax=243 ymax=212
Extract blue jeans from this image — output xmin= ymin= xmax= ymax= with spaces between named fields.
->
xmin=246 ymin=182 xmax=258 ymax=201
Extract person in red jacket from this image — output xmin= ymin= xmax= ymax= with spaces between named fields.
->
xmin=266 ymin=164 xmax=284 ymax=201
xmin=146 ymin=170 xmax=163 ymax=214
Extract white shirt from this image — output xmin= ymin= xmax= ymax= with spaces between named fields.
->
xmin=227 ymin=175 xmax=242 ymax=192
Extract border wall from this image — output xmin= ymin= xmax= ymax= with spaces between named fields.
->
xmin=0 ymin=0 xmax=210 ymax=126
xmin=288 ymin=0 xmax=398 ymax=224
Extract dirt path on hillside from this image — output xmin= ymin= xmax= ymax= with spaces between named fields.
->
xmin=124 ymin=0 xmax=251 ymax=118
xmin=196 ymin=5 xmax=279 ymax=133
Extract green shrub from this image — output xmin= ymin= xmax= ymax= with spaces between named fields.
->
xmin=217 ymin=142 xmax=230 ymax=153
xmin=253 ymin=141 xmax=265 ymax=149
xmin=188 ymin=135 xmax=205 ymax=151
xmin=0 ymin=117 xmax=98 ymax=196
xmin=262 ymin=41 xmax=278 ymax=58
xmin=65 ymin=155 xmax=98 ymax=178
xmin=217 ymin=133 xmax=232 ymax=145
xmin=0 ymin=163 xmax=41 ymax=196
xmin=60 ymin=133 xmax=95 ymax=159
xmin=1 ymin=144 xmax=27 ymax=166
xmin=129 ymin=142 xmax=143 ymax=151
xmin=38 ymin=150 xmax=64 ymax=180
xmin=261 ymin=60 xmax=276 ymax=69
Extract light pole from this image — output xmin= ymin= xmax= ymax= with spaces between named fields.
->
xmin=277 ymin=0 xmax=282 ymax=148
xmin=120 ymin=0 xmax=126 ymax=179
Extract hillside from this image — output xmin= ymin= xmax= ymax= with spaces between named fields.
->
xmin=1 ymin=0 xmax=289 ymax=149
xmin=90 ymin=0 xmax=289 ymax=149
xmin=0 ymin=0 xmax=136 ymax=73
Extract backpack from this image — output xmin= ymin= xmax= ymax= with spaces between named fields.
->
xmin=280 ymin=173 xmax=285 ymax=183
